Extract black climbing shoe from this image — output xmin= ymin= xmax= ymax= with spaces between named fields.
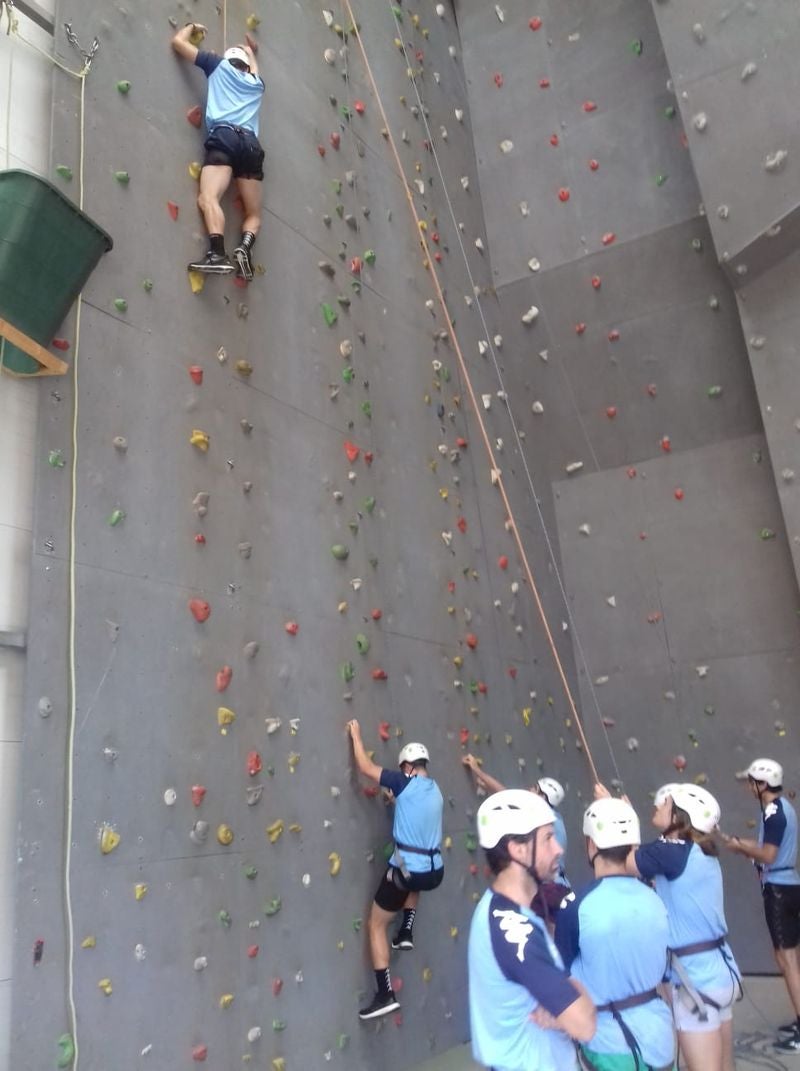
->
xmin=358 ymin=991 xmax=400 ymax=1021
xmin=233 ymin=244 xmax=254 ymax=281
xmin=391 ymin=931 xmax=414 ymax=951
xmin=188 ymin=251 xmax=235 ymax=275
xmin=775 ymin=1027 xmax=800 ymax=1053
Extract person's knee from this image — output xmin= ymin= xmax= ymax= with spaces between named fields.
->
xmin=775 ymin=946 xmax=789 ymax=970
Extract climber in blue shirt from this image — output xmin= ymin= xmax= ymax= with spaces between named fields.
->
xmin=724 ymin=758 xmax=800 ymax=1052
xmin=347 ymin=719 xmax=444 ymax=1021
xmin=556 ymin=797 xmax=675 ymax=1071
xmin=468 ymin=789 xmax=595 ymax=1071
xmin=172 ymin=23 xmax=265 ymax=278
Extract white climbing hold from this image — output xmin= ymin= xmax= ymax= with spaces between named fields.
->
xmin=539 ymin=350 xmax=549 ymax=362
xmin=448 ymin=44 xmax=457 ymax=58
xmin=521 ymin=306 xmax=539 ymax=325
xmin=432 ymin=359 xmax=442 ymax=372
xmin=692 ymin=112 xmax=707 ymax=132
xmin=515 ymin=624 xmax=523 ymax=634
xmin=339 ymin=339 xmax=353 ymax=358
xmin=520 ymin=202 xmax=529 ymax=217
xmin=135 ymin=943 xmax=147 ymax=962
xmin=475 ymin=237 xmax=484 ymax=252
xmin=497 ymin=390 xmax=507 ymax=401
xmin=627 ymin=737 xmax=639 ymax=752
xmin=764 ymin=150 xmax=788 ymax=173
xmin=750 ymin=336 xmax=766 ymax=350
xmin=766 ymin=224 xmax=782 ymax=238
xmin=696 ymin=665 xmax=709 ymax=678
xmin=494 ymin=334 xmax=503 ymax=349
xmin=216 ymin=346 xmax=227 ymax=364
xmin=510 ymin=581 xmax=520 ymax=594
xmin=302 ymin=873 xmax=311 ymax=887
xmin=330 ymin=786 xmax=341 ymax=798
xmin=324 ymin=48 xmax=337 ymax=65
xmin=436 ymin=2 xmax=446 ymax=15
xmin=438 ymin=444 xmax=448 ymax=456
xmin=322 ymin=9 xmax=334 ymax=26
xmin=461 ymin=175 xmax=470 ymax=190
xmin=247 ymin=1027 xmax=262 ymax=1043
xmin=163 ymin=788 xmax=177 ymax=806
xmin=481 ymin=393 xmax=492 ymax=410
xmin=782 ymin=469 xmax=795 ymax=482
xmin=441 ymin=531 xmax=453 ymax=547
xmin=741 ymin=61 xmax=757 ymax=81
xmin=478 ymin=340 xmax=488 ymax=355
xmin=490 ymin=468 xmax=502 ymax=485
xmin=579 ymin=523 xmax=591 ymax=536
xmin=595 ymin=675 xmax=609 ymax=685
xmin=565 ymin=461 xmax=584 ymax=475
xmin=532 ymin=401 xmax=544 ymax=414
xmin=425 ymin=299 xmax=435 ymax=312
xmin=495 ymin=4 xmax=505 ymax=21
xmin=528 ymin=258 xmax=541 ymax=272
xmin=692 ymin=22 xmax=705 ymax=43
xmin=194 ymin=956 xmax=208 ymax=971
xmin=499 ymin=139 xmax=514 ymax=154
xmin=496 ymin=438 xmax=504 ymax=452
xmin=265 ymin=717 xmax=282 ymax=735
xmin=440 ymin=125 xmax=448 ymax=140
xmin=455 ymin=108 xmax=463 ymax=122
xmin=141 ymin=1045 xmax=152 ymax=1056
xmin=606 ymin=595 xmax=617 ymax=608
xmin=493 ymin=599 xmax=502 ymax=608
xmin=717 ymin=205 xmax=729 ymax=219
xmin=350 ymin=578 xmax=362 ymax=590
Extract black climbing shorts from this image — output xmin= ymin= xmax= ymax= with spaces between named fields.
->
xmin=203 ymin=125 xmax=265 ymax=180
xmin=763 ymin=882 xmax=800 ymax=949
xmin=374 ymin=864 xmax=444 ymax=913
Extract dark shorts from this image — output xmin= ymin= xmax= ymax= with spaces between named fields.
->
xmin=373 ymin=864 xmax=444 ymax=913
xmin=763 ymin=882 xmax=800 ymax=949
xmin=203 ymin=125 xmax=265 ymax=180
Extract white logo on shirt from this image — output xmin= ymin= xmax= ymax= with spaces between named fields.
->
xmin=764 ymin=802 xmax=778 ymax=820
xmin=493 ymin=908 xmax=533 ymax=962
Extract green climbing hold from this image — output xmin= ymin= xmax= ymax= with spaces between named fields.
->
xmin=352 ymin=916 xmax=362 ymax=933
xmin=340 ymin=661 xmax=355 ymax=683
xmin=243 ymin=864 xmax=258 ymax=879
xmin=663 ymin=105 xmax=676 ymax=119
xmin=321 ymin=302 xmax=338 ymax=327
xmin=383 ymin=841 xmax=394 ymax=861
xmin=362 ymin=496 xmax=375 ymax=514
xmin=655 ymin=173 xmax=668 ymax=187
xmin=465 ymin=833 xmax=478 ymax=853
xmin=48 ymin=450 xmax=65 ymax=468
xmin=340 ymin=105 xmax=352 ymax=120
xmin=116 ymin=80 xmax=131 ymax=93
xmin=391 ymin=5 xmax=403 ymax=20
xmin=691 ymin=238 xmax=703 ymax=253
xmin=361 ymin=401 xmax=372 ymax=419
xmin=707 ymin=385 xmax=723 ymax=398
xmin=348 ymin=520 xmax=359 ymax=534
xmin=704 ymin=705 xmax=716 ymax=716
xmin=355 ymin=633 xmax=370 ymax=654
xmin=114 ymin=298 xmax=128 ymax=313
xmin=264 ymin=897 xmax=282 ymax=917
xmin=218 ymin=909 xmax=232 ymax=927
xmin=107 ymin=508 xmax=126 ymax=527
xmin=364 ymin=249 xmax=376 ymax=266
xmin=114 ymin=170 xmax=130 ymax=185
xmin=342 ymin=366 xmax=355 ymax=383
xmin=335 ymin=203 xmax=345 ymax=218
xmin=760 ymin=528 xmax=776 ymax=540
xmin=337 ymin=1033 xmax=350 ymax=1050
xmin=57 ymin=1034 xmax=76 ymax=1069
xmin=629 ymin=39 xmax=643 ymax=55
xmin=337 ymin=294 xmax=351 ymax=308
xmin=332 ymin=180 xmax=342 ymax=195
xmin=441 ymin=366 xmax=451 ymax=382
xmin=368 ymin=555 xmax=379 ymax=568
xmin=469 ymin=679 xmax=479 ymax=695
xmin=351 ymin=281 xmax=362 ymax=295
xmin=272 ymin=1019 xmax=287 ymax=1032
xmin=331 ymin=543 xmax=349 ymax=560
xmin=142 ymin=278 xmax=154 ymax=293
xmin=55 ymin=165 xmax=73 ymax=181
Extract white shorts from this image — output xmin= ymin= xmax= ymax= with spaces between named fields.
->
xmin=671 ymin=983 xmax=734 ymax=1033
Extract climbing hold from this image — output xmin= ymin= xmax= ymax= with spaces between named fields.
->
xmin=760 ymin=528 xmax=776 ymax=541
xmin=582 ymin=100 xmax=597 ymax=113
xmin=741 ymin=61 xmax=758 ymax=81
xmin=558 ymin=187 xmax=570 ymax=202
xmin=521 ymin=306 xmax=539 ymax=325
xmin=266 ymin=820 xmax=284 ymax=844
xmin=329 ymin=852 xmax=341 ymax=876
xmin=189 ymin=598 xmax=211 ymax=623
xmin=57 ymin=1034 xmax=75 ymax=1068
xmin=344 ymin=440 xmax=360 ymax=463
xmin=330 ymin=132 xmax=341 ymax=150
xmin=284 ymin=621 xmax=299 ymax=636
xmin=106 ymin=507 xmax=126 ymax=527
xmin=673 ymin=755 xmax=687 ymax=771
xmin=493 ymin=73 xmax=504 ymax=88
xmin=134 ymin=882 xmax=148 ymax=902
xmin=217 ymin=706 xmax=236 ymax=731
xmin=372 ymin=668 xmax=388 ymax=681
xmin=48 ymin=449 xmax=65 ymax=468
xmin=321 ymin=303 xmax=338 ymax=327
xmin=113 ymin=298 xmax=128 ymax=313
xmin=167 ymin=201 xmax=179 ymax=221
xmin=113 ymin=171 xmax=130 ymax=185
xmin=764 ymin=150 xmax=788 ymax=174
xmin=116 ymin=79 xmax=131 ymax=93
xmin=191 ymin=785 xmax=206 ymax=807
xmin=219 ymin=993 xmax=235 ymax=1009
xmin=191 ymin=1045 xmax=208 ymax=1062
xmin=287 ymin=752 xmax=300 ymax=773
xmin=331 ymin=544 xmax=350 ymax=561
xmin=465 ymin=633 xmax=478 ymax=650
xmin=215 ymin=666 xmax=232 ymax=692
xmin=55 ymin=164 xmax=73 ymax=181
xmin=189 ymin=365 xmax=203 ymax=386
xmin=99 ymin=824 xmax=120 ymax=855
xmin=98 ymin=977 xmax=113 ymax=996
xmin=601 ymin=231 xmax=616 ymax=245
xmin=674 ymin=488 xmax=684 ymax=500
xmin=264 ymin=897 xmax=282 ymax=917
xmin=247 ymin=751 xmax=263 ymax=777
xmin=235 ymin=359 xmax=253 ymax=377
xmin=355 ymin=633 xmax=370 ymax=654
xmin=80 ymin=936 xmax=96 ymax=949
xmin=660 ymin=436 xmax=671 ymax=453
xmin=190 ymin=429 xmax=210 ymax=451
xmin=190 ymin=821 xmax=209 ymax=845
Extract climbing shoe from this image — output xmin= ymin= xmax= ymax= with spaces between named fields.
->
xmin=188 ymin=251 xmax=235 ymax=275
xmin=775 ymin=1027 xmax=800 ymax=1052
xmin=391 ymin=930 xmax=414 ymax=951
xmin=779 ymin=1022 xmax=800 ymax=1037
xmin=358 ymin=991 xmax=400 ymax=1021
xmin=233 ymin=244 xmax=254 ymax=281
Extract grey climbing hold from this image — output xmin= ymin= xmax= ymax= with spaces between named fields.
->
xmin=246 ymin=785 xmax=263 ymax=806
xmin=692 ymin=112 xmax=707 ymax=132
xmin=238 ymin=542 xmax=252 ymax=559
xmin=190 ymin=820 xmax=209 ymax=845
xmin=113 ymin=436 xmax=128 ymax=452
xmin=38 ymin=696 xmax=53 ymax=718
xmin=243 ymin=641 xmax=260 ymax=659
xmin=193 ymin=491 xmax=210 ymax=516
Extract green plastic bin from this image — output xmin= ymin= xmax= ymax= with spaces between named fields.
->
xmin=0 ymin=169 xmax=113 ymax=375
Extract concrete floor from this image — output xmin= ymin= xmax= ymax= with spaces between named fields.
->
xmin=414 ymin=976 xmax=796 ymax=1070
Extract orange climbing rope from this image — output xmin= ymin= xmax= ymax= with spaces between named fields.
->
xmin=342 ymin=0 xmax=602 ymax=786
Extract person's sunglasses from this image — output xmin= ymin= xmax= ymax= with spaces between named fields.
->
xmin=229 ymin=59 xmax=249 ymax=72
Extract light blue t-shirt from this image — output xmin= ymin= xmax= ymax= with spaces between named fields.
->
xmin=195 ymin=52 xmax=265 ymax=136
xmin=759 ymin=796 xmax=800 ymax=886
xmin=556 ymin=876 xmax=674 ymax=1067
xmin=380 ymin=770 xmax=443 ymax=874
xmin=636 ymin=838 xmax=741 ymax=998
xmin=553 ymin=810 xmax=569 ymax=886
xmin=469 ymin=889 xmax=580 ymax=1071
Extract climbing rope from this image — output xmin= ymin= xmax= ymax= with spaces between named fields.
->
xmin=343 ymin=0 xmax=625 ymax=787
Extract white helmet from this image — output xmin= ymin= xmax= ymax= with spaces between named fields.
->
xmin=583 ymin=798 xmax=641 ymax=849
xmin=747 ymin=758 xmax=783 ymax=788
xmin=398 ymin=742 xmax=429 ymax=767
xmin=670 ymin=784 xmax=721 ymax=834
xmin=537 ymin=776 xmax=565 ymax=809
xmin=478 ymin=789 xmax=555 ymax=849
xmin=224 ymin=46 xmax=250 ymax=69
xmin=654 ymin=783 xmax=679 ymax=807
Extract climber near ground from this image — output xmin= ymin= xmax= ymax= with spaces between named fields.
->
xmin=463 ymin=754 xmax=570 ymax=922
xmin=468 ymin=789 xmax=595 ymax=1071
xmin=723 ymin=758 xmax=800 ymax=1053
xmin=171 ymin=23 xmax=265 ymax=279
xmin=555 ymin=797 xmax=676 ymax=1071
xmin=347 ymin=719 xmax=444 ymax=1021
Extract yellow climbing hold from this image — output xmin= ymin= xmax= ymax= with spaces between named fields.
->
xmin=337 ymin=939 xmax=345 ymax=951
xmin=99 ymin=824 xmax=120 ymax=854
xmin=272 ymin=1059 xmax=286 ymax=1071
xmin=287 ymin=752 xmax=300 ymax=773
xmin=217 ymin=706 xmax=236 ymax=732
xmin=98 ymin=978 xmax=113 ymax=996
xmin=189 ymin=161 xmax=202 ymax=180
xmin=522 ymin=707 xmax=532 ymax=727
xmin=217 ymin=824 xmax=234 ymax=846
xmin=288 ymin=823 xmax=303 ymax=834
xmin=418 ymin=220 xmax=427 ymax=232
xmin=453 ymin=655 xmax=463 ymax=668
xmin=337 ymin=601 xmax=348 ymax=614
xmin=81 ymin=935 xmax=96 ymax=949
xmin=134 ymin=883 xmax=148 ymax=901
xmin=188 ymin=270 xmax=205 ymax=295
xmin=443 ymin=835 xmax=453 ymax=850
xmin=219 ymin=993 xmax=235 ymax=1009
xmin=266 ymin=819 xmax=285 ymax=844
xmin=190 ymin=429 xmax=210 ymax=451
xmin=439 ymin=488 xmax=449 ymax=500
xmin=328 ymin=852 xmax=341 ymax=877
xmin=450 ymin=926 xmax=459 ymax=939
xmin=422 ymin=967 xmax=433 ymax=982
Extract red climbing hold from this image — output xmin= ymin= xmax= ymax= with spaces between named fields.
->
xmin=350 ymin=256 xmax=362 ymax=275
xmin=191 ymin=785 xmax=207 ymax=807
xmin=284 ymin=621 xmax=299 ymax=636
xmin=434 ymin=251 xmax=443 ymax=263
xmin=673 ymin=755 xmax=687 ymax=772
xmin=498 ymin=555 xmax=509 ymax=570
xmin=247 ymin=751 xmax=262 ymax=777
xmin=674 ymin=487 xmax=684 ymax=500
xmin=508 ymin=667 xmax=518 ymax=681
xmin=457 ymin=516 xmax=467 ymax=534
xmin=469 ymin=863 xmax=479 ymax=876
xmin=459 ymin=728 xmax=470 ymax=746
xmin=591 ymin=276 xmax=601 ymax=289
xmin=317 ymin=144 xmax=326 ymax=157
xmin=371 ymin=668 xmax=388 ymax=681
xmin=582 ymin=100 xmax=598 ymax=113
xmin=379 ymin=721 xmax=391 ymax=742
xmin=52 ymin=337 xmax=70 ymax=351
xmin=247 ymin=945 xmax=259 ymax=958
xmin=189 ymin=598 xmax=211 ymax=623
xmin=529 ymin=16 xmax=542 ymax=30
xmin=371 ymin=608 xmax=382 ymax=621
xmin=575 ymin=323 xmax=586 ymax=335
xmin=330 ymin=132 xmax=341 ymax=150
xmin=465 ymin=633 xmax=478 ymax=649
xmin=647 ymin=611 xmax=663 ymax=624
xmin=589 ymin=159 xmax=600 ymax=172
xmin=344 ymin=440 xmax=360 ymax=463
xmin=216 ymin=665 xmax=233 ymax=692
xmin=447 ymin=581 xmax=456 ymax=594
xmin=539 ymin=78 xmax=550 ymax=89
xmin=233 ymin=276 xmax=248 ymax=289
xmin=272 ymin=978 xmax=283 ymax=997
xmin=549 ymin=134 xmax=559 ymax=147
xmin=194 ymin=533 xmax=206 ymax=545
xmin=646 ymin=383 xmax=658 ymax=398
xmin=192 ymin=1045 xmax=208 ymax=1062
xmin=606 ymin=406 xmax=617 ymax=419
xmin=186 ymin=105 xmax=202 ymax=128
xmin=189 ymin=365 xmax=203 ymax=385
xmin=477 ymin=681 xmax=488 ymax=695
xmin=626 ymin=467 xmax=637 ymax=479
xmin=558 ymin=187 xmax=570 ymax=202
xmin=354 ymin=100 xmax=366 ymax=115
xmin=456 ymin=437 xmax=468 ymax=449
xmin=639 ymin=532 xmax=648 ymax=540
xmin=660 ymin=436 xmax=671 ymax=453
xmin=608 ymin=329 xmax=620 ymax=342
xmin=601 ymin=232 xmax=616 ymax=245
xmin=364 ymin=451 xmax=374 ymax=466
xmin=363 ymin=786 xmax=379 ymax=798
xmin=167 ymin=201 xmax=179 ymax=221
xmin=493 ymin=73 xmax=504 ymax=88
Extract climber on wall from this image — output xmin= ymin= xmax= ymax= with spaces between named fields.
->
xmin=171 ymin=23 xmax=264 ymax=279
xmin=463 ymin=754 xmax=570 ymax=925
xmin=347 ymin=719 xmax=444 ymax=1020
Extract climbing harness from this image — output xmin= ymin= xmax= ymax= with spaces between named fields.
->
xmin=395 ymin=840 xmax=442 ymax=873
xmin=582 ymin=989 xmax=663 ymax=1071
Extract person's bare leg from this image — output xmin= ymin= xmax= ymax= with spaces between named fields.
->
xmin=367 ymin=901 xmax=395 ymax=970
xmin=776 ymin=946 xmax=800 ymax=1017
xmin=678 ymin=1028 xmax=723 ymax=1071
xmin=197 ymin=164 xmax=232 ymax=237
xmin=236 ymin=176 xmax=262 ymax=237
xmin=403 ymin=891 xmax=420 ymax=911
xmin=720 ymin=1018 xmax=735 ymax=1071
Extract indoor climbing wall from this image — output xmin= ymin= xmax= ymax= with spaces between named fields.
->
xmin=12 ymin=2 xmax=593 ymax=1069
xmin=456 ymin=0 xmax=800 ymax=972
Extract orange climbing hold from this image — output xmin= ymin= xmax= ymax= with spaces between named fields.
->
xmin=529 ymin=16 xmax=542 ymax=29
xmin=194 ymin=533 xmax=206 ymax=545
xmin=216 ymin=666 xmax=232 ymax=692
xmin=186 ymin=105 xmax=202 ymax=128
xmin=272 ymin=977 xmax=283 ymax=996
xmin=364 ymin=450 xmax=374 ymax=466
xmin=350 ymin=256 xmax=362 ymax=275
xmin=189 ymin=598 xmax=211 ymax=623
xmin=247 ymin=944 xmax=259 ymax=958
xmin=354 ymin=100 xmax=366 ymax=115
xmin=582 ymin=100 xmax=598 ymax=113
xmin=344 ymin=440 xmax=360 ymax=463
xmin=465 ymin=633 xmax=478 ymax=649
xmin=601 ymin=231 xmax=616 ymax=245
xmin=456 ymin=437 xmax=468 ymax=449
xmin=459 ymin=728 xmax=470 ymax=746
xmin=330 ymin=132 xmax=341 ymax=150
xmin=457 ymin=517 xmax=467 ymax=533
